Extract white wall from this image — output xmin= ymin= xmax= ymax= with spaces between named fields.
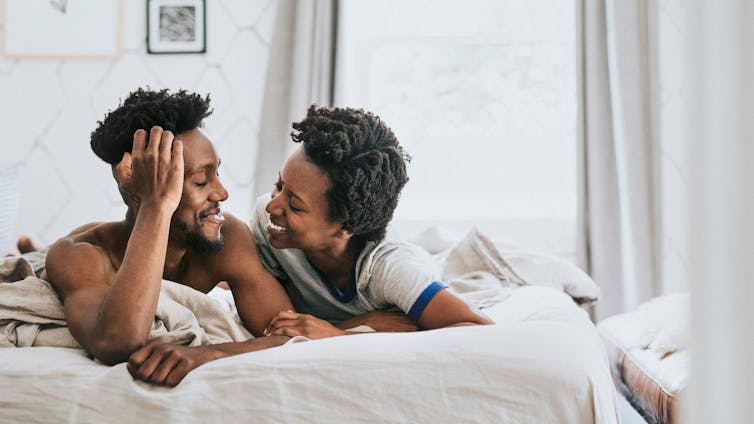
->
xmin=656 ymin=1 xmax=691 ymax=294
xmin=0 ymin=0 xmax=277 ymax=248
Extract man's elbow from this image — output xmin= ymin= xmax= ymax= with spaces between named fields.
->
xmin=89 ymin=335 xmax=147 ymax=365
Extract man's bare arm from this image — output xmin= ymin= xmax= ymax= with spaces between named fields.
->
xmin=45 ymin=128 xmax=184 ymax=364
xmin=128 ymin=335 xmax=291 ymax=386
xmin=213 ymin=215 xmax=294 ymax=336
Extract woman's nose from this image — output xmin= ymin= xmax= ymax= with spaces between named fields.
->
xmin=265 ymin=192 xmax=282 ymax=215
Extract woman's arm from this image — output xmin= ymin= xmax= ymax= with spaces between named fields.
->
xmin=266 ymin=289 xmax=492 ymax=339
xmin=414 ymin=289 xmax=494 ymax=329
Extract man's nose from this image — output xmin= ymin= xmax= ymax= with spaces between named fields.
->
xmin=211 ymin=179 xmax=228 ymax=202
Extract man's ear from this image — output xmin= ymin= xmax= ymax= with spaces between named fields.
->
xmin=113 ymin=153 xmax=139 ymax=207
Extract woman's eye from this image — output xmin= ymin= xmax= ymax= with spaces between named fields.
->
xmin=272 ymin=181 xmax=282 ymax=196
xmin=290 ymin=203 xmax=301 ymax=212
xmin=195 ymin=181 xmax=208 ymax=187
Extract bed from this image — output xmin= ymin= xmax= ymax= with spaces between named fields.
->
xmin=0 ymin=228 xmax=619 ymax=423
xmin=598 ymin=294 xmax=690 ymax=424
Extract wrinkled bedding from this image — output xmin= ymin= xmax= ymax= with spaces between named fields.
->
xmin=0 ymin=286 xmax=617 ymax=423
xmin=0 ymin=228 xmax=618 ymax=423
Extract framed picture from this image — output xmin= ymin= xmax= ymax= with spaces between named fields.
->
xmin=1 ymin=0 xmax=122 ymax=59
xmin=147 ymin=0 xmax=206 ymax=54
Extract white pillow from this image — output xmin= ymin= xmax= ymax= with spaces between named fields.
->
xmin=500 ymin=249 xmax=601 ymax=304
xmin=439 ymin=227 xmax=600 ymax=304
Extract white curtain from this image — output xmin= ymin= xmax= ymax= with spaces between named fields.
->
xmin=685 ymin=2 xmax=754 ymax=423
xmin=253 ymin=0 xmax=338 ymax=200
xmin=576 ymin=0 xmax=661 ymax=320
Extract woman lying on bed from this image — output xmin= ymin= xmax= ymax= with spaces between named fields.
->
xmin=130 ymin=105 xmax=493 ymax=384
xmin=252 ymin=105 xmax=494 ymax=339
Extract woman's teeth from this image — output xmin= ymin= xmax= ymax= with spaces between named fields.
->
xmin=268 ymin=220 xmax=287 ymax=232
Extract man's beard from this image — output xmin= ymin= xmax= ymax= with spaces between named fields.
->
xmin=186 ymin=230 xmax=224 ymax=255
xmin=174 ymin=219 xmax=224 ymax=255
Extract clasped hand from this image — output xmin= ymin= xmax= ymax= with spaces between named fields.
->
xmin=128 ymin=341 xmax=220 ymax=386
xmin=264 ymin=310 xmax=347 ymax=339
xmin=116 ymin=126 xmax=184 ymax=213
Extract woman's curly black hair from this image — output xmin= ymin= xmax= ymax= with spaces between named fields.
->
xmin=291 ymin=105 xmax=411 ymax=242
xmin=90 ymin=88 xmax=212 ymax=165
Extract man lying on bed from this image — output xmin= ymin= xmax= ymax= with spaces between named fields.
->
xmin=43 ymin=88 xmax=300 ymax=383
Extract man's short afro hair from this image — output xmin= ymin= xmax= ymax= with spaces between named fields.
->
xmin=291 ymin=105 xmax=410 ymax=242
xmin=91 ymin=87 xmax=212 ymax=165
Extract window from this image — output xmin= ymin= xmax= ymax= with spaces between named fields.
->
xmin=336 ymin=0 xmax=576 ymax=257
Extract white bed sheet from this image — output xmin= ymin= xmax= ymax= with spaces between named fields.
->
xmin=0 ymin=286 xmax=618 ymax=423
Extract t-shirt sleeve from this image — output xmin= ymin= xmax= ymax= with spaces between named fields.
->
xmin=250 ymin=196 xmax=287 ymax=282
xmin=364 ymin=243 xmax=447 ymax=321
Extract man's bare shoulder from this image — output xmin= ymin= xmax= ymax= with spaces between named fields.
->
xmin=45 ymin=222 xmax=120 ymax=294
xmin=203 ymin=212 xmax=259 ymax=276
xmin=220 ymin=212 xmax=254 ymax=246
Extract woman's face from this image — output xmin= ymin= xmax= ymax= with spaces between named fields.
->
xmin=265 ymin=147 xmax=345 ymax=252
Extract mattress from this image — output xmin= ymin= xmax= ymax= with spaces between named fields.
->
xmin=598 ymin=294 xmax=690 ymax=424
xmin=0 ymin=286 xmax=619 ymax=423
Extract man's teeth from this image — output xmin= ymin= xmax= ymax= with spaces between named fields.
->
xmin=203 ymin=212 xmax=224 ymax=221
xmin=268 ymin=221 xmax=287 ymax=232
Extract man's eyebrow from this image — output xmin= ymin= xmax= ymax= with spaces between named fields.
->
xmin=188 ymin=161 xmax=221 ymax=175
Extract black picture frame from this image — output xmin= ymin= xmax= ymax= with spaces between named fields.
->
xmin=147 ymin=0 xmax=206 ymax=54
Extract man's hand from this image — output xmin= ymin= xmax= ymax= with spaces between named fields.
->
xmin=116 ymin=127 xmax=184 ymax=213
xmin=128 ymin=341 xmax=222 ymax=386
xmin=265 ymin=311 xmax=347 ymax=339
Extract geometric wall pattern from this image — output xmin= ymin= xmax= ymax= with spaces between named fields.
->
xmin=0 ymin=0 xmax=277 ymax=248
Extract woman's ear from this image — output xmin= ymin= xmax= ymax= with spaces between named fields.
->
xmin=336 ymin=227 xmax=353 ymax=240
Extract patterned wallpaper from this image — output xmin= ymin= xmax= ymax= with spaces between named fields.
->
xmin=0 ymin=0 xmax=277 ymax=249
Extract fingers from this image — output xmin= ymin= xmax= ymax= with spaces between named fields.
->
xmin=265 ymin=318 xmax=299 ymax=336
xmin=268 ymin=310 xmax=300 ymax=324
xmin=165 ymin=361 xmax=193 ymax=387
xmin=127 ymin=342 xmax=156 ymax=377
xmin=158 ymin=129 xmax=177 ymax=176
xmin=159 ymin=128 xmax=174 ymax=158
xmin=171 ymin=139 xmax=184 ymax=175
xmin=148 ymin=126 xmax=163 ymax=157
xmin=128 ymin=343 xmax=187 ymax=386
xmin=265 ymin=310 xmax=300 ymax=335
xmin=272 ymin=327 xmax=303 ymax=338
xmin=132 ymin=129 xmax=147 ymax=156
xmin=148 ymin=355 xmax=183 ymax=385
xmin=131 ymin=346 xmax=173 ymax=382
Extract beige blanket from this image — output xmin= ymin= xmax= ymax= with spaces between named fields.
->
xmin=0 ymin=255 xmax=252 ymax=349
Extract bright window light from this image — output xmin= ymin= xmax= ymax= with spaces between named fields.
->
xmin=336 ymin=0 xmax=576 ymax=256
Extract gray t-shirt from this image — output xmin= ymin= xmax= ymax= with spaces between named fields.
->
xmin=251 ymin=196 xmax=446 ymax=323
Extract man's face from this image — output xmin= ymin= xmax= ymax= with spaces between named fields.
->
xmin=171 ymin=128 xmax=228 ymax=254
